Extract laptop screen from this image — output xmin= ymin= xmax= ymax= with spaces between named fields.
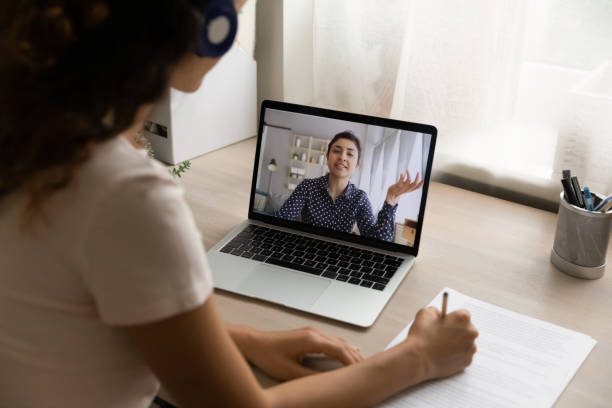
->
xmin=249 ymin=101 xmax=436 ymax=256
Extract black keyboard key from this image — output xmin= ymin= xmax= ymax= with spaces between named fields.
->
xmin=241 ymin=252 xmax=255 ymax=258
xmin=386 ymin=265 xmax=399 ymax=273
xmin=281 ymin=254 xmax=294 ymax=262
xmin=338 ymin=268 xmax=351 ymax=276
xmin=227 ymin=242 xmax=244 ymax=250
xmin=220 ymin=246 xmax=233 ymax=253
xmin=362 ymin=274 xmax=389 ymax=285
xmin=315 ymin=262 xmax=327 ymax=270
xmin=223 ymin=240 xmax=242 ymax=248
xmin=304 ymin=259 xmax=316 ymax=267
xmin=326 ymin=265 xmax=339 ymax=273
xmin=350 ymin=257 xmax=363 ymax=265
xmin=295 ymin=245 xmax=307 ymax=252
xmin=373 ymin=256 xmax=384 ymax=263
xmin=348 ymin=277 xmax=361 ymax=285
xmin=303 ymin=253 xmax=315 ymax=260
xmin=349 ymin=263 xmax=361 ymax=271
xmin=271 ymin=252 xmax=283 ymax=259
xmin=252 ymin=254 xmax=267 ymax=262
xmin=272 ymin=245 xmax=283 ymax=252
xmin=360 ymin=266 xmax=373 ymax=274
xmin=285 ymin=243 xmax=296 ymax=249
xmin=315 ymin=256 xmax=327 ymax=263
xmin=260 ymin=243 xmax=272 ymax=249
xmin=350 ymin=271 xmax=363 ymax=278
xmin=322 ymin=271 xmax=338 ymax=279
xmin=340 ymin=255 xmax=352 ymax=262
xmin=261 ymin=249 xmax=273 ymax=256
xmin=336 ymin=274 xmax=349 ymax=282
xmin=360 ymin=253 xmax=373 ymax=260
xmin=232 ymin=235 xmax=250 ymax=244
xmin=293 ymin=257 xmax=306 ymax=265
xmin=325 ymin=258 xmax=338 ymax=266
xmin=360 ymin=280 xmax=373 ymax=288
xmin=263 ymin=238 xmax=275 ymax=244
xmin=338 ymin=261 xmax=349 ymax=268
xmin=231 ymin=249 xmax=243 ymax=256
xmin=318 ymin=250 xmax=330 ymax=257
xmin=373 ymin=283 xmax=386 ymax=291
xmin=383 ymin=258 xmax=402 ymax=267
xmin=361 ymin=260 xmax=374 ymax=268
xmin=372 ymin=268 xmax=386 ymax=276
xmin=384 ymin=270 xmax=396 ymax=279
xmin=292 ymin=250 xmax=305 ymax=258
xmin=265 ymin=257 xmax=323 ymax=276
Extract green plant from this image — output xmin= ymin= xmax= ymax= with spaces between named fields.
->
xmin=169 ymin=160 xmax=191 ymax=178
xmin=137 ymin=132 xmax=191 ymax=178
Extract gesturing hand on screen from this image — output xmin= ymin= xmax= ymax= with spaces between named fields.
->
xmin=385 ymin=170 xmax=424 ymax=206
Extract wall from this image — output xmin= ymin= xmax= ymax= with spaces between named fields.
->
xmin=255 ymin=0 xmax=284 ymax=108
xmin=236 ymin=0 xmax=257 ymax=57
xmin=255 ymin=0 xmax=315 ymax=107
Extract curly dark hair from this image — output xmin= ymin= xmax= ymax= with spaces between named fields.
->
xmin=0 ymin=0 xmax=206 ymax=220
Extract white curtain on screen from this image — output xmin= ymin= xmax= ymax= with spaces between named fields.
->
xmin=312 ymin=0 xmax=612 ymax=205
xmin=359 ymin=128 xmax=425 ymax=222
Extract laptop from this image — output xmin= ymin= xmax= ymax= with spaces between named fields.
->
xmin=207 ymin=100 xmax=437 ymax=327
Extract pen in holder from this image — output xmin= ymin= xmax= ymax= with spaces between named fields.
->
xmin=551 ymin=191 xmax=612 ymax=279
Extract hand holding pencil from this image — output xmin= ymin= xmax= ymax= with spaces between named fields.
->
xmin=406 ymin=292 xmax=478 ymax=381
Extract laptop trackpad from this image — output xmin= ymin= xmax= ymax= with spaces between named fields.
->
xmin=237 ymin=264 xmax=330 ymax=310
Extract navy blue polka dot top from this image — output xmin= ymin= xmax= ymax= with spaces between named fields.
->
xmin=275 ymin=175 xmax=397 ymax=242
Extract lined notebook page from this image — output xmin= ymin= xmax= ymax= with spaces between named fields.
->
xmin=380 ymin=288 xmax=596 ymax=408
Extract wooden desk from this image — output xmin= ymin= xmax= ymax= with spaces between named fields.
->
xmin=179 ymin=137 xmax=612 ymax=407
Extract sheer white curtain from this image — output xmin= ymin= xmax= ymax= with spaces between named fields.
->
xmin=358 ymin=128 xmax=427 ymax=222
xmin=311 ymin=0 xmax=612 ymax=208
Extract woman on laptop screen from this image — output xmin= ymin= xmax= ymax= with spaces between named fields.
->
xmin=276 ymin=131 xmax=424 ymax=242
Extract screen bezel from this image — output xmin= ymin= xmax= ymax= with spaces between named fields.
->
xmin=248 ymin=100 xmax=437 ymax=257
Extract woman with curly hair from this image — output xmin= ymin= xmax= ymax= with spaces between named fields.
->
xmin=0 ymin=1 xmax=478 ymax=407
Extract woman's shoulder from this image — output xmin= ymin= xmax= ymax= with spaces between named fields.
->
xmin=296 ymin=177 xmax=321 ymax=190
xmin=353 ymin=186 xmax=369 ymax=200
xmin=79 ymin=136 xmax=173 ymax=191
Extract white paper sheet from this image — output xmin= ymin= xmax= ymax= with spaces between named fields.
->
xmin=380 ymin=288 xmax=596 ymax=408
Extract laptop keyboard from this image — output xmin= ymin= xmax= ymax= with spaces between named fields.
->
xmin=219 ymin=224 xmax=403 ymax=291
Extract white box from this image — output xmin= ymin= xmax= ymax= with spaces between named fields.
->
xmin=144 ymin=43 xmax=257 ymax=164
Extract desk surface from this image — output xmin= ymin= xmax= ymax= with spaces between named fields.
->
xmin=179 ymin=137 xmax=611 ymax=407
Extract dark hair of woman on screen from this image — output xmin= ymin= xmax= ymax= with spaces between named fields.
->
xmin=276 ymin=131 xmax=425 ymax=242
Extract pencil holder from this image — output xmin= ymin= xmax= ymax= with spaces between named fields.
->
xmin=551 ymin=191 xmax=612 ymax=279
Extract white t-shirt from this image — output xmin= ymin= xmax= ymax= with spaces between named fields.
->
xmin=0 ymin=137 xmax=213 ymax=408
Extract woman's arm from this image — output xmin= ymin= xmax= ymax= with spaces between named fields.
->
xmin=385 ymin=170 xmax=424 ymax=206
xmin=226 ymin=324 xmax=363 ymax=380
xmin=275 ymin=180 xmax=309 ymax=220
xmin=124 ymin=298 xmax=477 ymax=408
xmin=355 ymin=194 xmax=397 ymax=242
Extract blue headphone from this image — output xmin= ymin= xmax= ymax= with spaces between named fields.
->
xmin=196 ymin=0 xmax=238 ymax=58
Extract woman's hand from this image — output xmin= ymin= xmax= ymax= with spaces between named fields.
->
xmin=228 ymin=325 xmax=364 ymax=380
xmin=405 ymin=307 xmax=478 ymax=381
xmin=385 ymin=170 xmax=424 ymax=206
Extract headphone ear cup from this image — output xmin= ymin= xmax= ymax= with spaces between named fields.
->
xmin=196 ymin=0 xmax=238 ymax=58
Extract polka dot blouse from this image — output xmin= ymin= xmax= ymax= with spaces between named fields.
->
xmin=276 ymin=175 xmax=397 ymax=242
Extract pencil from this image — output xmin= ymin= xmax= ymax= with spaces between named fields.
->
xmin=441 ymin=292 xmax=448 ymax=317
